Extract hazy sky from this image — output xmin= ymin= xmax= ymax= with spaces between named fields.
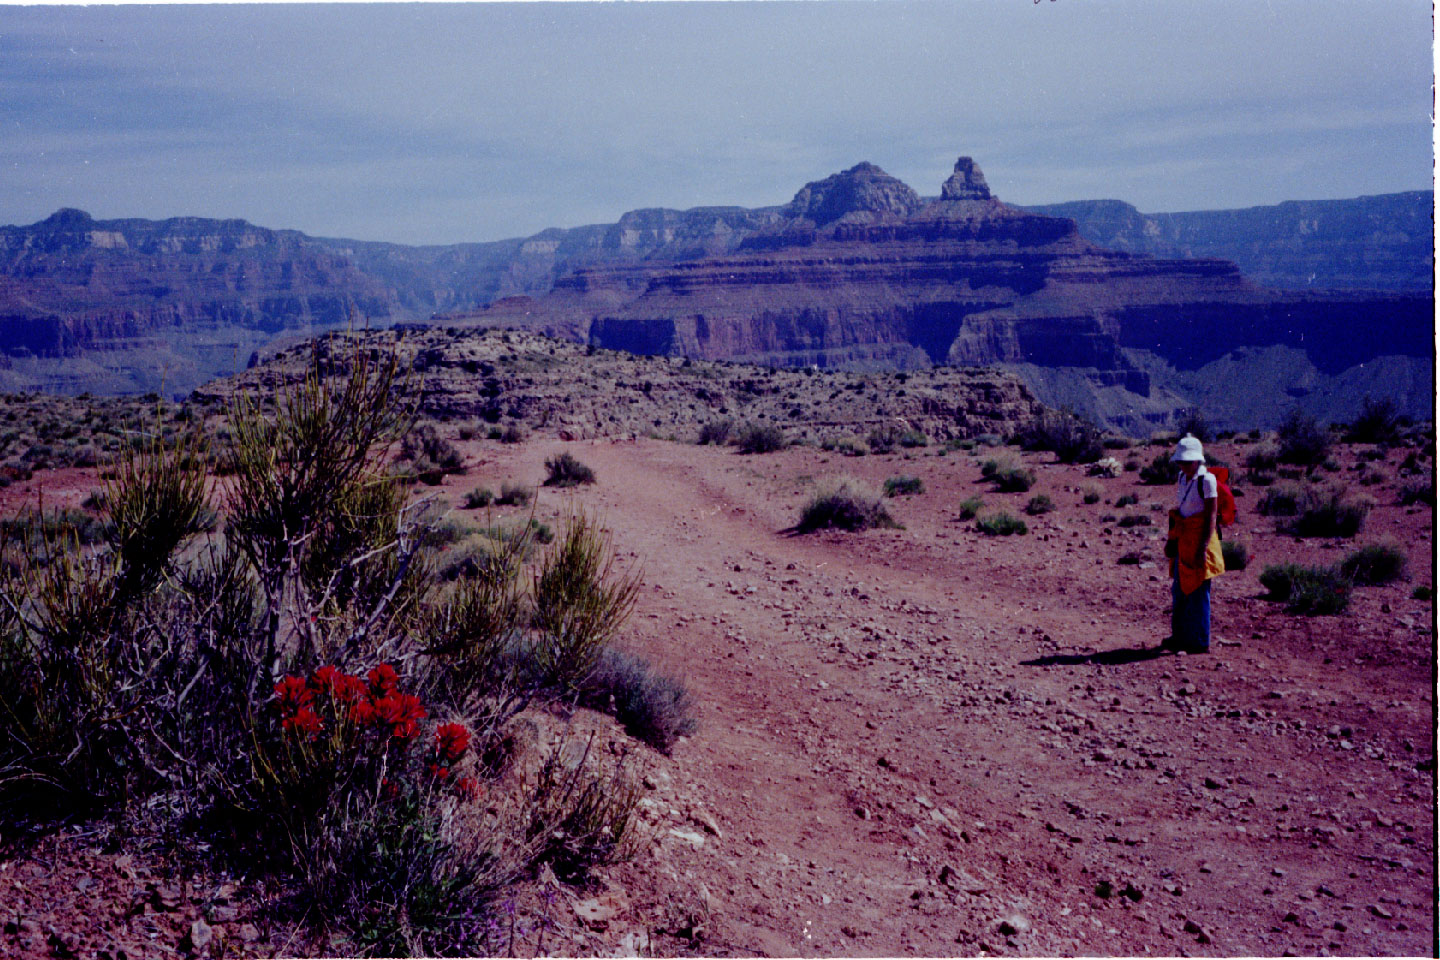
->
xmin=1 ymin=1 xmax=1433 ymax=245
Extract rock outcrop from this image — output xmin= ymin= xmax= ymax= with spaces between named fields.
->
xmin=448 ymin=157 xmax=1433 ymax=432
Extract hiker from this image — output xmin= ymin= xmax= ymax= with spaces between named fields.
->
xmin=1162 ymin=434 xmax=1223 ymax=653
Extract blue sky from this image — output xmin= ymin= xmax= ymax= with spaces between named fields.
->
xmin=1 ymin=1 xmax=1432 ymax=245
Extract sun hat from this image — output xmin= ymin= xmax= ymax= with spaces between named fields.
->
xmin=1171 ymin=433 xmax=1205 ymax=463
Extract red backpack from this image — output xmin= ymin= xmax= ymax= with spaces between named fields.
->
xmin=1209 ymin=466 xmax=1238 ymax=529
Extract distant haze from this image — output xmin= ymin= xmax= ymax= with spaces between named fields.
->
xmin=1 ymin=1 xmax=1432 ymax=245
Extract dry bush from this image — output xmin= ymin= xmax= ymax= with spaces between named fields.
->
xmin=796 ymin=478 xmax=899 ymax=533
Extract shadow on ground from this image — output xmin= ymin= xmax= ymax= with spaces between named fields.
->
xmin=1021 ymin=645 xmax=1171 ymax=667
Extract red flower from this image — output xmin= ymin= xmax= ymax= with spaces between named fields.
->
xmin=349 ymin=698 xmax=376 ymax=726
xmin=372 ymin=693 xmax=426 ymax=740
xmin=427 ymin=763 xmax=450 ymax=781
xmin=367 ymin=664 xmax=400 ymax=698
xmin=381 ymin=778 xmax=400 ymax=800
xmin=310 ymin=665 xmax=341 ymax=693
xmin=282 ymin=707 xmax=323 ymax=737
xmin=333 ymin=673 xmax=367 ymax=704
xmin=273 ymin=676 xmax=312 ymax=715
xmin=434 ymin=723 xmax=471 ymax=764
xmin=455 ymin=777 xmax=482 ymax=801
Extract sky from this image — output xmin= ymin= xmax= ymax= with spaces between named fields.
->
xmin=1 ymin=1 xmax=1433 ymax=245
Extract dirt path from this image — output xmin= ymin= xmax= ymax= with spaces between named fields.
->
xmin=472 ymin=437 xmax=1435 ymax=957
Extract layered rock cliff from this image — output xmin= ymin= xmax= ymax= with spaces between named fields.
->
xmin=448 ymin=158 xmax=1432 ymax=432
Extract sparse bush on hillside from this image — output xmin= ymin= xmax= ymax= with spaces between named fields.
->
xmin=1115 ymin=493 xmax=1139 ymax=508
xmin=697 ymin=418 xmax=733 ymax=446
xmin=500 ymin=422 xmax=526 ymax=444
xmin=463 ymin=487 xmax=494 ymax=509
xmin=1117 ymin=513 xmax=1153 ymax=528
xmin=1339 ymin=540 xmax=1407 ymax=585
xmin=1024 ymin=494 xmax=1054 ymax=515
xmin=1258 ymin=482 xmax=1306 ymax=516
xmin=735 ymin=422 xmax=786 ymax=454
xmin=898 ymin=429 xmax=929 ymax=449
xmin=884 ymin=475 xmax=924 ymax=497
xmin=1016 ymin=408 xmax=1103 ymax=463
xmin=1138 ymin=451 xmax=1176 ymax=485
xmin=866 ymin=424 xmax=902 ymax=455
xmin=496 ymin=482 xmax=533 ymax=506
xmin=1344 ymin=396 xmax=1405 ymax=445
xmin=957 ymin=497 xmax=986 ymax=520
xmin=544 ymin=451 xmax=597 ymax=488
xmin=1259 ymin=563 xmax=1351 ymax=615
xmin=976 ymin=511 xmax=1027 ymax=536
xmin=796 ymin=477 xmax=899 ymax=533
xmin=1276 ymin=409 xmax=1330 ymax=466
xmin=1292 ymin=488 xmax=1371 ymax=538
xmin=980 ymin=456 xmax=1034 ymax=492
xmin=1080 ymin=483 xmax=1102 ymax=505
xmin=400 ymin=423 xmax=466 ymax=484
xmin=1398 ymin=479 xmax=1435 ymax=506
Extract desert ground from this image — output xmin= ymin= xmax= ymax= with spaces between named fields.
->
xmin=0 ymin=432 xmax=1433 ymax=958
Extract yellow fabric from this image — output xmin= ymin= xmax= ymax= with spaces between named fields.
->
xmin=1167 ymin=509 xmax=1224 ymax=595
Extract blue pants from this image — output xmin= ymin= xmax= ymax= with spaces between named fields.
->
xmin=1171 ymin=577 xmax=1211 ymax=652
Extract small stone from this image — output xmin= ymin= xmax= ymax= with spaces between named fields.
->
xmin=855 ymin=806 xmax=871 ymax=820
xmin=691 ymin=809 xmax=722 ymax=837
xmin=997 ymin=914 xmax=1031 ymax=936
xmin=1094 ymin=880 xmax=1114 ymax=899
xmin=1369 ymin=904 xmax=1393 ymax=920
xmin=186 ymin=919 xmax=214 ymax=954
xmin=667 ymin=828 xmax=706 ymax=848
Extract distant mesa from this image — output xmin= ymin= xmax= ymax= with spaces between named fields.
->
xmin=782 ymin=161 xmax=924 ymax=226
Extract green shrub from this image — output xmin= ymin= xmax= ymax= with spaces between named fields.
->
xmin=1259 ymin=563 xmax=1351 ymax=615
xmin=1102 ymin=437 xmax=1132 ymax=451
xmin=977 ymin=511 xmax=1027 ymax=536
xmin=696 ymin=419 xmax=733 ymax=446
xmin=1411 ymin=586 xmax=1432 ymax=601
xmin=981 ymin=456 xmax=1034 ymax=492
xmin=1221 ymin=539 xmax=1249 ymax=571
xmin=1117 ymin=513 xmax=1152 ymax=528
xmin=883 ymin=475 xmax=925 ymax=497
xmin=579 ymin=649 xmax=698 ymax=754
xmin=1115 ymin=492 xmax=1139 ymax=508
xmin=500 ymin=423 xmax=526 ymax=444
xmin=1080 ymin=484 xmax=1101 ymax=505
xmin=1138 ymin=451 xmax=1176 ymax=485
xmin=544 ymin=451 xmax=597 ymax=488
xmin=1024 ymin=494 xmax=1054 ymax=515
xmin=495 ymin=482 xmax=533 ymax=506
xmin=1339 ymin=541 xmax=1407 ymax=585
xmin=1276 ymin=409 xmax=1330 ymax=466
xmin=899 ymin=429 xmax=929 ymax=449
xmin=1344 ymin=396 xmax=1404 ymax=445
xmin=735 ymin=422 xmax=786 ymax=454
xmin=1258 ymin=482 xmax=1305 ymax=516
xmin=796 ymin=478 xmax=899 ymax=533
xmin=1398 ymin=479 xmax=1435 ymax=506
xmin=1293 ymin=489 xmax=1371 ymax=538
xmin=462 ymin=488 xmax=494 ymax=509
xmin=957 ymin=496 xmax=985 ymax=520
xmin=1016 ymin=408 xmax=1103 ymax=464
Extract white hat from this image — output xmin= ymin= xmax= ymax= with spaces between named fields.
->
xmin=1171 ymin=434 xmax=1204 ymax=462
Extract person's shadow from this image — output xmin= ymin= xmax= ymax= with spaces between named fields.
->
xmin=1021 ymin=644 xmax=1170 ymax=667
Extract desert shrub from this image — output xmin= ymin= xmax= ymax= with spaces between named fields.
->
xmin=400 ymin=423 xmax=466 ymax=483
xmin=1016 ymin=408 xmax=1103 ymax=464
xmin=1258 ymin=482 xmax=1306 ymax=516
xmin=957 ymin=496 xmax=985 ymax=520
xmin=1292 ymin=488 xmax=1371 ymax=538
xmin=1259 ymin=563 xmax=1351 ymax=615
xmin=529 ymin=512 xmax=642 ymax=691
xmin=1115 ymin=492 xmax=1140 ymax=508
xmin=1117 ymin=513 xmax=1152 ymax=528
xmin=1138 ymin=451 xmax=1176 ymax=485
xmin=500 ymin=423 xmax=526 ymax=444
xmin=696 ymin=418 xmax=733 ymax=446
xmin=496 ymin=482 xmax=533 ymax=506
xmin=1221 ymin=539 xmax=1249 ymax=571
xmin=1412 ymin=586 xmax=1432 ymax=601
xmin=1344 ymin=396 xmax=1404 ymax=445
xmin=463 ymin=488 xmax=495 ymax=509
xmin=977 ymin=511 xmax=1027 ymax=536
xmin=579 ymin=648 xmax=698 ymax=754
xmin=981 ymin=456 xmax=1034 ymax=492
xmin=1276 ymin=409 xmax=1330 ymax=466
xmin=1024 ymin=494 xmax=1054 ymax=515
xmin=796 ymin=477 xmax=898 ymax=533
xmin=883 ymin=475 xmax=924 ymax=497
xmin=831 ymin=437 xmax=867 ymax=457
xmin=735 ymin=422 xmax=786 ymax=454
xmin=1088 ymin=457 xmax=1123 ymax=478
xmin=1175 ymin=409 xmax=1213 ymax=443
xmin=1339 ymin=540 xmax=1407 ymax=585
xmin=1102 ymin=437 xmax=1132 ymax=451
xmin=865 ymin=424 xmax=900 ymax=455
xmin=1080 ymin=484 xmax=1101 ymax=505
xmin=544 ymin=452 xmax=597 ymax=488
xmin=898 ymin=429 xmax=929 ymax=449
xmin=1398 ymin=479 xmax=1435 ymax=506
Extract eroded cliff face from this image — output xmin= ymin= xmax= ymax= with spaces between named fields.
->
xmin=451 ymin=158 xmax=1432 ymax=432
